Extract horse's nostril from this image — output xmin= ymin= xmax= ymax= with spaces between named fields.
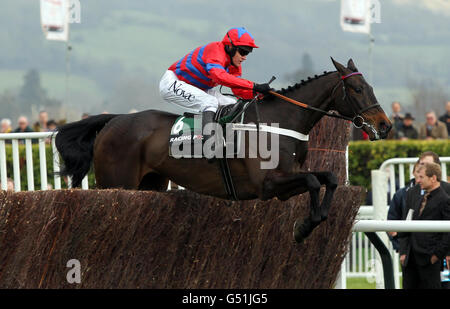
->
xmin=378 ymin=122 xmax=392 ymax=138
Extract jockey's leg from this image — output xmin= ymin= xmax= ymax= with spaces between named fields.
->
xmin=206 ymin=88 xmax=237 ymax=107
xmin=159 ymin=70 xmax=221 ymax=158
xmin=159 ymin=70 xmax=217 ymax=114
xmin=202 ymin=108 xmax=217 ymax=156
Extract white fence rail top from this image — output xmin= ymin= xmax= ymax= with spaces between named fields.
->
xmin=379 ymin=156 xmax=450 ymax=171
xmin=0 ymin=132 xmax=55 ymax=139
xmin=353 ymin=220 xmax=450 ymax=232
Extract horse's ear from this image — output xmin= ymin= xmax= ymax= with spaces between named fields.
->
xmin=331 ymin=57 xmax=346 ymax=74
xmin=347 ymin=59 xmax=358 ymax=72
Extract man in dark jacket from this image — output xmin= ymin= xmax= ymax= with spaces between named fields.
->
xmin=397 ymin=113 xmax=418 ymax=140
xmin=399 ymin=162 xmax=450 ymax=289
xmin=12 ymin=116 xmax=36 ymax=144
xmin=438 ymin=101 xmax=450 ymax=137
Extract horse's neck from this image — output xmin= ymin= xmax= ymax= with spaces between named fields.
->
xmin=259 ymin=72 xmax=339 ymax=135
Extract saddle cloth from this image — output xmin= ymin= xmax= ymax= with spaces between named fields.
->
xmin=168 ymin=101 xmax=249 ymax=158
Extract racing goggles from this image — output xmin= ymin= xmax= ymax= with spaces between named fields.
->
xmin=237 ymin=46 xmax=253 ymax=56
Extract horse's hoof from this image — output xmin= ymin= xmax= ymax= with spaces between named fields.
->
xmin=293 ymin=220 xmax=305 ymax=243
xmin=293 ymin=219 xmax=311 ymax=243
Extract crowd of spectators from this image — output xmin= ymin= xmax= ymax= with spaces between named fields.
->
xmin=1 ymin=109 xmax=138 ymax=139
xmin=353 ymin=100 xmax=450 ymax=141
xmin=387 ymin=151 xmax=450 ymax=289
xmin=1 ymin=111 xmax=65 ymax=144
xmin=1 ymin=111 xmax=60 ymax=134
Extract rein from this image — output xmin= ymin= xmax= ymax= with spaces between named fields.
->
xmin=267 ymin=71 xmax=380 ymax=130
xmin=268 ymin=91 xmax=354 ymax=122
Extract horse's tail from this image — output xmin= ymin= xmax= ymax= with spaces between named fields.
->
xmin=55 ymin=114 xmax=119 ymax=187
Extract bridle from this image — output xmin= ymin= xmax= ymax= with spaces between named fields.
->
xmin=269 ymin=71 xmax=381 ymax=138
xmin=329 ymin=72 xmax=379 ymax=127
xmin=332 ymin=72 xmax=381 ymax=138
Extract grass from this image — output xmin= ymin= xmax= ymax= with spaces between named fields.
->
xmin=346 ymin=277 xmax=376 ymax=289
xmin=346 ymin=277 xmax=403 ymax=289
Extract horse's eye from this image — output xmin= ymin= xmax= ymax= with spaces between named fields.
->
xmin=355 ymin=88 xmax=362 ymax=93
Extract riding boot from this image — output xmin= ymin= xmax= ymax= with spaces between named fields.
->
xmin=202 ymin=110 xmax=217 ymax=161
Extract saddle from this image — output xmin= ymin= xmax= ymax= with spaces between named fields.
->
xmin=168 ymin=99 xmax=251 ymax=159
xmin=180 ymin=99 xmax=248 ymax=125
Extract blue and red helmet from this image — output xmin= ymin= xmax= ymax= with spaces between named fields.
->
xmin=222 ymin=27 xmax=259 ymax=49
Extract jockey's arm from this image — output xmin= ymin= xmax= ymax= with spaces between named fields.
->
xmin=207 ymin=64 xmax=255 ymax=99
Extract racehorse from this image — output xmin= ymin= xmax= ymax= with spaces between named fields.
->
xmin=55 ymin=58 xmax=391 ymax=242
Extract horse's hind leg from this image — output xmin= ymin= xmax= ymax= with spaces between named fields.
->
xmin=138 ymin=172 xmax=169 ymax=191
xmin=94 ymin=159 xmax=141 ymax=189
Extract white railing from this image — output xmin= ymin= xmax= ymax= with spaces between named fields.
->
xmin=354 ymin=220 xmax=450 ymax=232
xmin=340 ymin=156 xmax=450 ymax=289
xmin=0 ymin=131 xmax=180 ymax=192
xmin=0 ymin=132 xmax=89 ymax=191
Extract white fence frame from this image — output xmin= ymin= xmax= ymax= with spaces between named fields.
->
xmin=0 ymin=132 xmax=181 ymax=191
xmin=340 ymin=156 xmax=450 ymax=289
xmin=0 ymin=132 xmax=87 ymax=191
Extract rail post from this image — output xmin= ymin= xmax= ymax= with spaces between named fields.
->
xmin=371 ymin=169 xmax=389 ymax=288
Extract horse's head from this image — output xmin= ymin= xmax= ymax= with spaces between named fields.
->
xmin=330 ymin=58 xmax=392 ymax=140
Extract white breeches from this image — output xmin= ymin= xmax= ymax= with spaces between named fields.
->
xmin=159 ymin=70 xmax=237 ymax=113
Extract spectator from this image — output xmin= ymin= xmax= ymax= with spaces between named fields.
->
xmin=43 ymin=119 xmax=58 ymax=144
xmin=13 ymin=116 xmax=36 ymax=144
xmin=414 ymin=151 xmax=450 ymax=194
xmin=33 ymin=110 xmax=49 ymax=132
xmin=418 ymin=111 xmax=448 ymax=140
xmin=390 ymin=101 xmax=404 ymax=132
xmin=438 ymin=101 xmax=450 ymax=137
xmin=396 ymin=113 xmax=418 ymax=140
xmin=13 ymin=116 xmax=33 ymax=133
xmin=7 ymin=178 xmax=14 ymax=191
xmin=399 ymin=162 xmax=450 ymax=289
xmin=0 ymin=178 xmax=14 ymax=191
xmin=387 ymin=161 xmax=420 ymax=251
xmin=397 ymin=151 xmax=450 ymax=288
xmin=1 ymin=118 xmax=12 ymax=133
xmin=47 ymin=119 xmax=57 ymax=131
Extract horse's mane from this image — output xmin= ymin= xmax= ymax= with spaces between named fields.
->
xmin=275 ymin=70 xmax=336 ymax=96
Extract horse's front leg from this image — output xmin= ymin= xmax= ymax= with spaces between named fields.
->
xmin=262 ymin=171 xmax=322 ymax=242
xmin=261 ymin=170 xmax=337 ymax=243
xmin=309 ymin=171 xmax=338 ymax=221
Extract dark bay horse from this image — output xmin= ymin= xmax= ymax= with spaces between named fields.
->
xmin=55 ymin=58 xmax=391 ymax=242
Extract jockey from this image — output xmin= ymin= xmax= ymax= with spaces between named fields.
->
xmin=159 ymin=27 xmax=272 ymax=147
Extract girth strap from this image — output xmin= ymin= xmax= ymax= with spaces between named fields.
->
xmin=231 ymin=123 xmax=309 ymax=141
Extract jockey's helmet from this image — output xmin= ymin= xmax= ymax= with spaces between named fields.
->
xmin=222 ymin=27 xmax=259 ymax=50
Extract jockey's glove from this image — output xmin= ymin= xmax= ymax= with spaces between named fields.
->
xmin=253 ymin=83 xmax=273 ymax=94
